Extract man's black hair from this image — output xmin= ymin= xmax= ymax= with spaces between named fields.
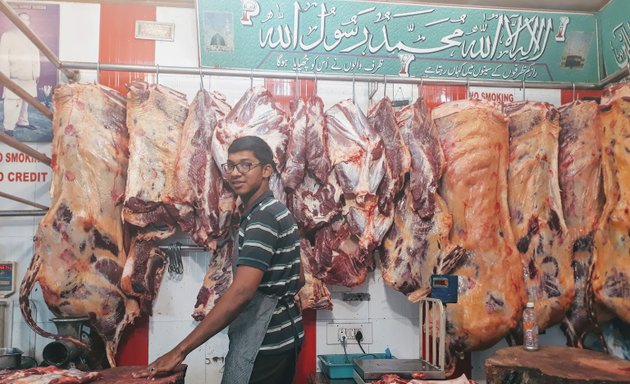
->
xmin=228 ymin=136 xmax=276 ymax=171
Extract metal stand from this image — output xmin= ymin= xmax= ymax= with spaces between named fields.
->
xmin=352 ymin=298 xmax=446 ymax=383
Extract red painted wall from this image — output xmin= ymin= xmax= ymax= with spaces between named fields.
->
xmin=99 ymin=4 xmax=156 ymax=366
xmin=560 ymin=89 xmax=602 ymax=105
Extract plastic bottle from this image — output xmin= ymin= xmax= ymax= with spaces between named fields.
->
xmin=523 ymin=301 xmax=539 ymax=351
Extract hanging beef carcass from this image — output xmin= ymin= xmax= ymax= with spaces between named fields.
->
xmin=505 ymin=101 xmax=574 ymax=337
xmin=433 ymin=99 xmax=526 ymax=370
xmin=285 ymin=97 xmax=338 ymax=309
xmin=192 ymin=240 xmax=234 ymax=320
xmin=558 ymin=100 xmax=605 ymax=347
xmin=211 ymin=86 xmax=290 ymax=203
xmin=19 ymin=84 xmax=141 ymax=367
xmin=173 ymin=89 xmax=234 ymax=248
xmin=368 ymin=97 xmax=410 ymax=216
xmin=296 ymin=238 xmax=332 ymax=310
xmin=593 ymin=82 xmax=630 ymax=324
xmin=327 ymin=99 xmax=387 ymax=251
xmin=286 ymin=97 xmax=341 ymax=234
xmin=381 ymin=99 xmax=467 ymax=301
xmin=123 ymin=80 xmax=188 ymax=239
xmin=310 ymin=99 xmax=386 ymax=287
xmin=396 ymin=99 xmax=444 ymax=218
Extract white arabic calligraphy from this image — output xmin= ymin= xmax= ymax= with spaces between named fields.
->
xmin=257 ymin=1 xmax=562 ymax=78
xmin=611 ymin=22 xmax=630 ymax=68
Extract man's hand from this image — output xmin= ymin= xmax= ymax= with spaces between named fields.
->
xmin=132 ymin=348 xmax=185 ymax=379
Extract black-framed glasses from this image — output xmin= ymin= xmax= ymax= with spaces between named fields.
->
xmin=221 ymin=161 xmax=261 ymax=174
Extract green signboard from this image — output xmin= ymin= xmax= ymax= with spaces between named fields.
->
xmin=597 ymin=0 xmax=630 ymax=78
xmin=197 ymin=0 xmax=599 ymax=82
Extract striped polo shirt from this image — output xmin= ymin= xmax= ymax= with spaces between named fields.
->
xmin=237 ymin=190 xmax=304 ymax=354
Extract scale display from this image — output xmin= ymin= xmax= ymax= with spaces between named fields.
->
xmin=429 ymin=274 xmax=458 ymax=304
xmin=0 ymin=261 xmax=16 ymax=298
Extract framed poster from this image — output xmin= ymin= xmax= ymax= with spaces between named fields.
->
xmin=0 ymin=2 xmax=59 ymax=142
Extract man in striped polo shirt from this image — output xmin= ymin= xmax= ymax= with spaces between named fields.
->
xmin=137 ymin=136 xmax=303 ymax=384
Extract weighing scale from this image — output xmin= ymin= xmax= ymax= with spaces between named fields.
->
xmin=351 ymin=275 xmax=458 ymax=383
xmin=0 ymin=261 xmax=16 ymax=298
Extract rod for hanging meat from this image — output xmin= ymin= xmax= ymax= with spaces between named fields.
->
xmin=0 ymin=131 xmax=52 ymax=166
xmin=0 ymin=210 xmax=47 ymax=217
xmin=60 ymin=61 xmax=618 ymax=89
xmin=0 ymin=191 xmax=49 ymax=210
xmin=0 ymin=0 xmax=77 ymax=82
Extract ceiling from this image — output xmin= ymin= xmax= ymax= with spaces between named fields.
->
xmin=62 ymin=0 xmax=612 ymax=12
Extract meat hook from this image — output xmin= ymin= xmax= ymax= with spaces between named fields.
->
xmin=155 ymin=64 xmax=160 ymax=85
xmin=383 ymin=74 xmax=387 ymax=98
xmin=168 ymin=242 xmax=184 ymax=275
xmin=295 ymin=70 xmax=299 ymax=101
xmin=199 ymin=66 xmax=204 ymax=90
xmin=419 ymin=76 xmax=424 ymax=100
xmin=572 ymin=82 xmax=576 ymax=102
xmin=466 ymin=78 xmax=470 ymax=99
xmin=95 ymin=62 xmax=100 ymax=84
xmin=352 ymin=74 xmax=356 ymax=103
xmin=522 ymin=79 xmax=526 ymax=101
xmin=250 ymin=69 xmax=254 ymax=88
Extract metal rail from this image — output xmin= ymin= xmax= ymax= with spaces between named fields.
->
xmin=60 ymin=60 xmax=629 ymax=90
xmin=0 ymin=132 xmax=52 ymax=166
xmin=0 ymin=191 xmax=48 ymax=210
xmin=0 ymin=210 xmax=47 ymax=217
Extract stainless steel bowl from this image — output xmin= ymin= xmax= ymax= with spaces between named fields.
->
xmin=0 ymin=347 xmax=23 ymax=369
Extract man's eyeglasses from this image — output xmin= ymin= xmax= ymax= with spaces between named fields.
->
xmin=221 ymin=161 xmax=261 ymax=174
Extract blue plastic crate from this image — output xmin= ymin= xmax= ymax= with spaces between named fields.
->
xmin=318 ymin=353 xmax=393 ymax=379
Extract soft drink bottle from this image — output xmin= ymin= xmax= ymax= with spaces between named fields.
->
xmin=523 ymin=301 xmax=539 ymax=351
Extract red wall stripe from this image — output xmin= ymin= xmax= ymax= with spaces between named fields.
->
xmin=99 ymin=4 xmax=156 ymax=366
xmin=99 ymin=4 xmax=156 ymax=93
xmin=264 ymin=78 xmax=318 ymax=383
xmin=560 ymin=89 xmax=602 ymax=105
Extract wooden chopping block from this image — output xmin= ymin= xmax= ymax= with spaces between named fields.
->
xmin=485 ymin=345 xmax=630 ymax=384
xmin=98 ymin=364 xmax=187 ymax=384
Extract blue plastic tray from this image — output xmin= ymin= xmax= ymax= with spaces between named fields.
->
xmin=318 ymin=353 xmax=393 ymax=379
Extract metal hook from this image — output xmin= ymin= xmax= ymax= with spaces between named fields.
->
xmin=419 ymin=76 xmax=424 ymax=99
xmin=199 ymin=67 xmax=204 ymax=90
xmin=572 ymin=82 xmax=576 ymax=102
xmin=295 ymin=71 xmax=299 ymax=101
xmin=250 ymin=69 xmax=254 ymax=88
xmin=383 ymin=74 xmax=387 ymax=98
xmin=155 ymin=64 xmax=160 ymax=85
xmin=466 ymin=78 xmax=470 ymax=100
xmin=95 ymin=62 xmax=100 ymax=84
xmin=314 ymin=71 xmax=318 ymax=96
xmin=352 ymin=74 xmax=356 ymax=104
xmin=522 ymin=79 xmax=526 ymax=101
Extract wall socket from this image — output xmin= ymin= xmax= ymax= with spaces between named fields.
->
xmin=326 ymin=322 xmax=373 ymax=344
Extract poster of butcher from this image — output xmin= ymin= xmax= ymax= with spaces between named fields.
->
xmin=0 ymin=2 xmax=59 ymax=142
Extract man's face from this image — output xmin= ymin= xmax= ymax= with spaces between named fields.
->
xmin=225 ymin=150 xmax=270 ymax=198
